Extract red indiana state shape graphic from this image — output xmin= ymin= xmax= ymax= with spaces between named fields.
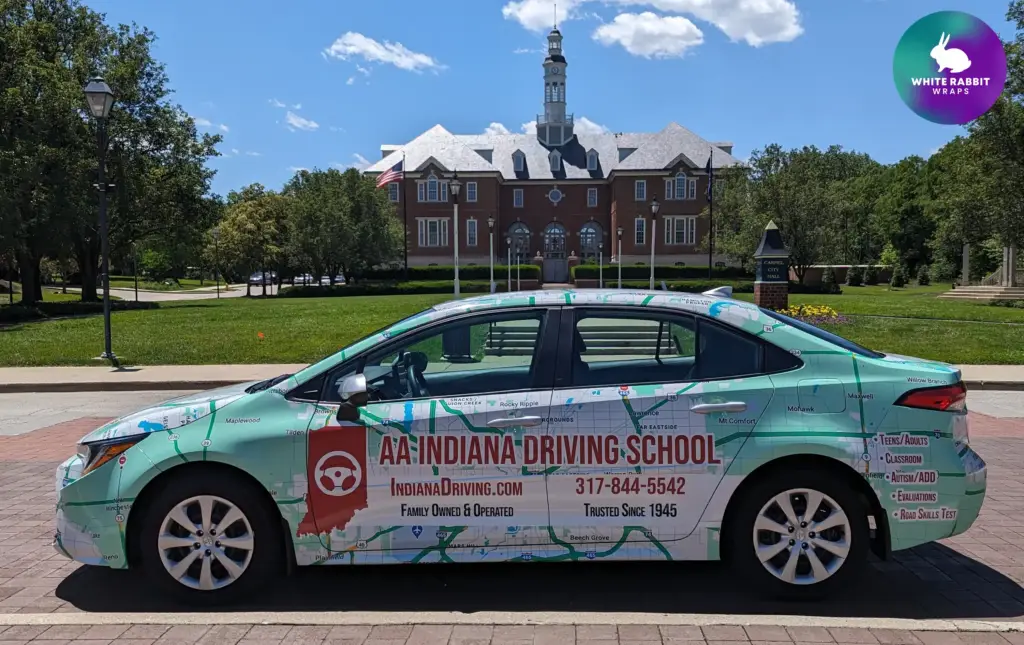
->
xmin=297 ymin=422 xmax=369 ymax=537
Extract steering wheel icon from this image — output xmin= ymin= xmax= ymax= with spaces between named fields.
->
xmin=314 ymin=451 xmax=363 ymax=497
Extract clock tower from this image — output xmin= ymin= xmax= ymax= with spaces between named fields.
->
xmin=538 ymin=26 xmax=573 ymax=147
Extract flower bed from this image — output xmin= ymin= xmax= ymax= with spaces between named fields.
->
xmin=776 ymin=304 xmax=849 ymax=325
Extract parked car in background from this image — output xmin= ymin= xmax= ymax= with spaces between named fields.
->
xmin=247 ymin=271 xmax=278 ymax=286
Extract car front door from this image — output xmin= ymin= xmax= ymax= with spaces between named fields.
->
xmin=543 ymin=306 xmax=776 ymax=557
xmin=303 ymin=307 xmax=562 ymax=561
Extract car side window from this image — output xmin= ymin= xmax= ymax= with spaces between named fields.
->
xmin=324 ymin=312 xmax=546 ymax=403
xmin=570 ymin=312 xmax=697 ymax=388
xmin=568 ymin=310 xmax=767 ymax=388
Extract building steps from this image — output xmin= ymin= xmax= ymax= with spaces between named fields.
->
xmin=938 ymin=286 xmax=1024 ymax=301
xmin=484 ymin=323 xmax=681 ymax=357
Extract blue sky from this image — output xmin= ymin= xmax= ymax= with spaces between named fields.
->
xmin=84 ymin=0 xmax=1013 ymax=197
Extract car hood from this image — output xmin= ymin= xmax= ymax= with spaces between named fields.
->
xmin=79 ymin=382 xmax=256 ymax=444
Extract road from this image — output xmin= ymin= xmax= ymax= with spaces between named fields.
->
xmin=62 ymin=282 xmax=279 ymax=301
xmin=0 ymin=390 xmax=1020 ymax=642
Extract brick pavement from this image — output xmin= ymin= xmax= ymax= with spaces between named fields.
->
xmin=0 ymin=623 xmax=1021 ymax=645
xmin=0 ymin=415 xmax=1021 ymax=643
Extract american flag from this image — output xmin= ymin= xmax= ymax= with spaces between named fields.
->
xmin=705 ymin=148 xmax=714 ymax=202
xmin=375 ymin=157 xmax=404 ymax=189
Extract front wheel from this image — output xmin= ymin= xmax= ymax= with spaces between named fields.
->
xmin=138 ymin=469 xmax=284 ymax=605
xmin=728 ymin=469 xmax=869 ymax=600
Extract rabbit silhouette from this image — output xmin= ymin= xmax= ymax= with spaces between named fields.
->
xmin=931 ymin=32 xmax=972 ymax=74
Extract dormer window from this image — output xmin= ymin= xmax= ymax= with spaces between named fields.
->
xmin=513 ymin=150 xmax=525 ymax=173
xmin=549 ymin=150 xmax=561 ymax=172
xmin=587 ymin=150 xmax=598 ymax=171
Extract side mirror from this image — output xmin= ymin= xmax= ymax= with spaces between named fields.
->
xmin=336 ymin=374 xmax=368 ymax=422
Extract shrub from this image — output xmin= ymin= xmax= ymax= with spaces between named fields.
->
xmin=917 ymin=264 xmax=931 ymax=286
xmin=863 ymin=265 xmax=879 ymax=285
xmin=570 ymin=264 xmax=750 ymax=280
xmin=359 ymin=264 xmax=539 ymax=281
xmin=890 ymin=265 xmax=908 ymax=288
xmin=846 ymin=265 xmax=864 ymax=287
xmin=990 ymin=299 xmax=1024 ymax=309
xmin=776 ymin=304 xmax=849 ymax=325
xmin=821 ymin=266 xmax=842 ymax=294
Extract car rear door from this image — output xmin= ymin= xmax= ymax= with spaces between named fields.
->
xmin=303 ymin=307 xmax=563 ymax=559
xmin=543 ymin=306 xmax=776 ymax=556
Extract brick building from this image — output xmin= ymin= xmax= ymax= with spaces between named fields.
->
xmin=366 ymin=26 xmax=742 ymax=283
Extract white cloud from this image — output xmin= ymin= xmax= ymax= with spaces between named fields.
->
xmin=356 ymin=65 xmax=371 ymax=76
xmin=269 ymin=98 xmax=286 ymax=108
xmin=346 ymin=77 xmax=355 ymax=85
xmin=293 ymin=103 xmax=302 ymax=109
xmin=246 ymin=151 xmax=262 ymax=157
xmin=501 ymin=0 xmax=802 ymax=52
xmin=194 ymin=116 xmax=230 ymax=132
xmin=329 ymin=126 xmax=346 ymax=133
xmin=593 ymin=12 xmax=703 ymax=58
xmin=333 ymin=153 xmax=372 ymax=171
xmin=323 ymin=32 xmax=444 ymax=73
xmin=503 ymin=0 xmax=583 ymax=31
xmin=513 ymin=45 xmax=547 ymax=54
xmin=285 ymin=111 xmax=319 ymax=132
xmin=231 ymin=148 xmax=240 ymax=155
xmin=484 ymin=122 xmax=513 ymax=135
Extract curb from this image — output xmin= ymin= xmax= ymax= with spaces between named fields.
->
xmin=0 ymin=611 xmax=1021 ymax=631
xmin=1 ymin=378 xmax=1022 ymax=394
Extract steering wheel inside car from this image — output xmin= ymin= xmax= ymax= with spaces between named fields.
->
xmin=404 ymin=351 xmax=429 ymax=398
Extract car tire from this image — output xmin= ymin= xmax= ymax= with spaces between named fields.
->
xmin=138 ymin=468 xmax=284 ymax=605
xmin=727 ymin=468 xmax=869 ymax=600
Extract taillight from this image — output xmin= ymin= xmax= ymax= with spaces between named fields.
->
xmin=894 ymin=381 xmax=967 ymax=412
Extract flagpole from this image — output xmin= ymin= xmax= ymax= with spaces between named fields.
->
xmin=707 ymin=147 xmax=714 ymax=280
xmin=402 ymin=152 xmax=409 ymax=281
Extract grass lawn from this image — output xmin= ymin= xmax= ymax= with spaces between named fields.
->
xmin=0 ymin=287 xmax=1022 ymax=366
xmin=0 ymin=286 xmax=119 ymax=304
xmin=106 ymin=276 xmax=227 ymax=292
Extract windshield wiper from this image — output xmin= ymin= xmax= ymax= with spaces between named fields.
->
xmin=245 ymin=373 xmax=293 ymax=394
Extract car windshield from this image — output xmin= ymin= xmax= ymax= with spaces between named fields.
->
xmin=760 ymin=308 xmax=884 ymax=359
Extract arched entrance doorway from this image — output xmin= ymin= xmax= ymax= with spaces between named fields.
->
xmin=542 ymin=222 xmax=569 ymax=282
xmin=579 ymin=221 xmax=603 ymax=263
xmin=507 ymin=222 xmax=531 ymax=266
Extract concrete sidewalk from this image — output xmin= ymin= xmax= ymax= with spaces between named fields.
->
xmin=0 ymin=363 xmax=1022 ymax=393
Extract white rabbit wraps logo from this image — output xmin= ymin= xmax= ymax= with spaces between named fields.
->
xmin=930 ymin=32 xmax=971 ymax=74
xmin=893 ymin=11 xmax=1006 ymax=125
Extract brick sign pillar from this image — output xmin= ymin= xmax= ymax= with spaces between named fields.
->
xmin=753 ymin=220 xmax=790 ymax=310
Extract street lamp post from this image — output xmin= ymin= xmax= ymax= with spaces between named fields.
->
xmin=516 ymin=245 xmax=522 ymax=291
xmin=616 ymin=226 xmax=623 ymax=289
xmin=450 ymin=172 xmax=462 ymax=297
xmin=506 ymin=236 xmax=512 ymax=293
xmin=598 ymin=242 xmax=604 ymax=289
xmin=131 ymin=242 xmax=138 ymax=302
xmin=84 ymin=77 xmax=117 ymax=366
xmin=488 ymin=215 xmax=495 ymax=293
xmin=648 ymin=196 xmax=660 ymax=290
xmin=211 ymin=227 xmax=221 ymax=299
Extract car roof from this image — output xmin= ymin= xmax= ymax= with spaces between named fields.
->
xmin=428 ymin=288 xmax=762 ymax=324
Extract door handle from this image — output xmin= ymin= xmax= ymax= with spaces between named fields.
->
xmin=690 ymin=402 xmax=748 ymax=414
xmin=487 ymin=416 xmax=544 ymax=428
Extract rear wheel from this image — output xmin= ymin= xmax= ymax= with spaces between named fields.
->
xmin=728 ymin=469 xmax=869 ymax=599
xmin=138 ymin=469 xmax=283 ymax=605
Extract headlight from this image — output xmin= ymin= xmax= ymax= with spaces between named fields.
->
xmin=77 ymin=436 xmax=146 ymax=476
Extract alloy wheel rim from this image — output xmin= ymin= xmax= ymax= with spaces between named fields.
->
xmin=157 ymin=494 xmax=254 ymax=591
xmin=752 ymin=487 xmax=851 ymax=585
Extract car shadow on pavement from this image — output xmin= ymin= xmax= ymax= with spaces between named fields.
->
xmin=55 ymin=542 xmax=1023 ymax=618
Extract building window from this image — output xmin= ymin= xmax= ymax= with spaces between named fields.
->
xmin=417 ymin=183 xmax=425 ymax=202
xmin=688 ymin=178 xmax=697 ymax=200
xmin=634 ymin=180 xmax=646 ymax=201
xmin=664 ymin=216 xmax=697 ymax=245
xmin=417 ymin=218 xmax=449 ymax=247
xmin=417 ymin=174 xmax=450 ymax=203
xmin=513 ymin=188 xmax=524 ymax=208
xmin=467 ymin=219 xmax=478 ymax=247
xmin=664 ymin=178 xmax=674 ymax=201
xmin=587 ymin=188 xmax=598 ymax=208
xmin=675 ymin=173 xmax=687 ymax=200
xmin=441 ymin=181 xmax=449 ymax=202
xmin=549 ymin=151 xmax=560 ymax=172
xmin=467 ymin=181 xmax=478 ymax=203
xmin=634 ymin=217 xmax=646 ymax=245
xmin=427 ymin=175 xmax=438 ymax=202
xmin=587 ymin=150 xmax=598 ymax=171
xmin=513 ymin=151 xmax=525 ymax=172
xmin=388 ymin=182 xmax=400 ymax=203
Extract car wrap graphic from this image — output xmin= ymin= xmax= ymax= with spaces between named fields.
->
xmin=53 ymin=289 xmax=986 ymax=570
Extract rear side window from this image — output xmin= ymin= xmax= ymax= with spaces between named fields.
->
xmin=761 ymin=308 xmax=883 ymax=358
xmin=694 ymin=319 xmax=762 ymax=380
